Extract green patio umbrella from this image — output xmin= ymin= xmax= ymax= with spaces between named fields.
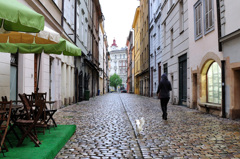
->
xmin=15 ymin=38 xmax=82 ymax=56
xmin=0 ymin=0 xmax=44 ymax=33
xmin=0 ymin=37 xmax=81 ymax=92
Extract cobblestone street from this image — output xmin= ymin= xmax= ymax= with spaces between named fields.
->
xmin=55 ymin=93 xmax=240 ymax=159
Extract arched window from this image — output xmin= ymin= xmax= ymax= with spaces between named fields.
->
xmin=207 ymin=62 xmax=222 ymax=104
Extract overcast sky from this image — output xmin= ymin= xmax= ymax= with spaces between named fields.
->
xmin=99 ymin=0 xmax=140 ymax=49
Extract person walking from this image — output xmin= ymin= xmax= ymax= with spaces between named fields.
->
xmin=157 ymin=73 xmax=172 ymax=120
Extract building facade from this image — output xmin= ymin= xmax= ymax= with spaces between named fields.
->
xmin=189 ymin=0 xmax=223 ymax=116
xmin=85 ymin=0 xmax=102 ymax=98
xmin=132 ymin=7 xmax=140 ymax=95
xmin=126 ymin=31 xmax=134 ymax=93
xmin=109 ymin=39 xmax=127 ymax=90
xmin=161 ymin=0 xmax=189 ymax=105
xmin=149 ymin=0 xmax=162 ymax=98
xmin=139 ymin=0 xmax=149 ymax=96
xmin=75 ymin=0 xmax=89 ymax=102
xmin=218 ymin=0 xmax=240 ymax=119
xmin=4 ymin=0 xmax=76 ymax=109
xmin=99 ymin=20 xmax=108 ymax=95
xmin=0 ymin=0 xmax=106 ymax=110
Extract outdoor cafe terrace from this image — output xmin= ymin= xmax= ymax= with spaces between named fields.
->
xmin=0 ymin=93 xmax=75 ymax=158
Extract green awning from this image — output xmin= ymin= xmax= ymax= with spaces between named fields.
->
xmin=1 ymin=38 xmax=81 ymax=56
xmin=0 ymin=0 xmax=44 ymax=33
xmin=43 ymin=38 xmax=82 ymax=56
xmin=0 ymin=43 xmax=17 ymax=53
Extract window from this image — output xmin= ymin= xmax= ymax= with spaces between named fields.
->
xmin=179 ymin=0 xmax=184 ymax=32
xmin=115 ymin=55 xmax=117 ymax=59
xmin=207 ymin=62 xmax=221 ymax=104
xmin=163 ymin=63 xmax=168 ymax=75
xmin=77 ymin=4 xmax=80 ymax=37
xmin=81 ymin=15 xmax=84 ymax=40
xmin=120 ymin=54 xmax=122 ymax=59
xmin=154 ymin=51 xmax=156 ymax=67
xmin=158 ymin=25 xmax=161 ymax=47
xmin=194 ymin=0 xmax=203 ymax=40
xmin=203 ymin=0 xmax=214 ymax=34
xmin=123 ymin=54 xmax=125 ymax=59
xmin=170 ymin=29 xmax=173 ymax=57
xmin=163 ymin=22 xmax=166 ymax=47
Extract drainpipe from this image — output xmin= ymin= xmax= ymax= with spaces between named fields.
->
xmin=103 ymin=34 xmax=105 ymax=94
xmin=61 ymin=0 xmax=65 ymax=27
xmin=74 ymin=0 xmax=77 ymax=44
xmin=148 ymin=0 xmax=151 ymax=97
xmin=217 ymin=0 xmax=225 ymax=118
xmin=221 ymin=60 xmax=226 ymax=118
xmin=74 ymin=0 xmax=77 ymax=102
xmin=216 ymin=0 xmax=222 ymax=51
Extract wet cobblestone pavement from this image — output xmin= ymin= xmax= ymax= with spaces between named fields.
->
xmin=54 ymin=93 xmax=240 ymax=159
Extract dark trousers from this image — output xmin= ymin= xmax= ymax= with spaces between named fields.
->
xmin=160 ymin=98 xmax=170 ymax=119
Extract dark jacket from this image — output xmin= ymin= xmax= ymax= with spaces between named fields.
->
xmin=157 ymin=73 xmax=172 ymax=99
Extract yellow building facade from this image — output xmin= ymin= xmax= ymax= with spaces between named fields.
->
xmin=132 ymin=7 xmax=140 ymax=95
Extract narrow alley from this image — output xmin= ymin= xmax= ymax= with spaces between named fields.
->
xmin=55 ymin=93 xmax=240 ymax=159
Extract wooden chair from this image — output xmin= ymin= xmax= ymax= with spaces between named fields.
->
xmin=32 ymin=92 xmax=49 ymax=134
xmin=1 ymin=96 xmax=7 ymax=102
xmin=2 ymin=96 xmax=20 ymax=148
xmin=18 ymin=94 xmax=33 ymax=120
xmin=0 ymin=101 xmax=12 ymax=156
xmin=18 ymin=93 xmax=48 ymax=135
xmin=32 ymin=92 xmax=57 ymax=128
xmin=15 ymin=99 xmax=45 ymax=147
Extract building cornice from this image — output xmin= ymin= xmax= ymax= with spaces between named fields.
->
xmin=220 ymin=28 xmax=240 ymax=43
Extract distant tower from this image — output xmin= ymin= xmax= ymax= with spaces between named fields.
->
xmin=110 ymin=38 xmax=118 ymax=50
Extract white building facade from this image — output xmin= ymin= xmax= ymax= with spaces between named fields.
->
xmin=109 ymin=40 xmax=127 ymax=90
xmin=160 ymin=0 xmax=189 ymax=105
xmin=188 ymin=0 xmax=223 ymax=116
xmin=218 ymin=0 xmax=240 ymax=119
xmin=0 ymin=0 xmax=77 ymax=109
xmin=149 ymin=0 xmax=162 ymax=98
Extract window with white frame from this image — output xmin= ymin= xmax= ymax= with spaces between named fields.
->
xmin=207 ymin=62 xmax=221 ymax=104
xmin=163 ymin=22 xmax=166 ymax=47
xmin=84 ymin=25 xmax=88 ymax=47
xmin=203 ymin=0 xmax=214 ymax=34
xmin=81 ymin=16 xmax=84 ymax=41
xmin=179 ymin=0 xmax=184 ymax=32
xmin=170 ymin=29 xmax=173 ymax=57
xmin=158 ymin=25 xmax=161 ymax=47
xmin=163 ymin=63 xmax=168 ymax=75
xmin=194 ymin=0 xmax=203 ymax=40
xmin=77 ymin=6 xmax=80 ymax=36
